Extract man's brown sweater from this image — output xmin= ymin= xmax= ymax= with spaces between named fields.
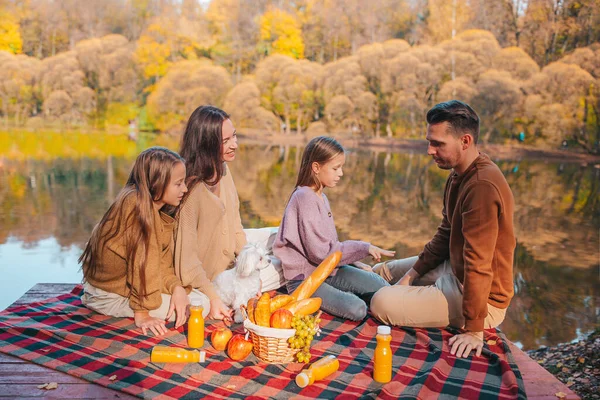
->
xmin=84 ymin=193 xmax=183 ymax=311
xmin=412 ymin=153 xmax=516 ymax=332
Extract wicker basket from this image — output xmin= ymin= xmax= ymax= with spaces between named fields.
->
xmin=243 ymin=319 xmax=298 ymax=364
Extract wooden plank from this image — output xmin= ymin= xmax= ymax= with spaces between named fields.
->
xmin=1 ymin=284 xmax=137 ymax=400
xmin=0 ymin=353 xmax=25 ymax=363
xmin=508 ymin=342 xmax=580 ymax=400
xmin=0 ymin=383 xmax=131 ymax=398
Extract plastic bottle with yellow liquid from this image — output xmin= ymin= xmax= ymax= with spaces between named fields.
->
xmin=187 ymin=301 xmax=204 ymax=348
xmin=295 ymin=355 xmax=340 ymax=388
xmin=373 ymin=325 xmax=392 ymax=383
xmin=150 ymin=346 xmax=206 ymax=363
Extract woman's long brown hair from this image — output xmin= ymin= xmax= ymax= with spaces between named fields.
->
xmin=179 ymin=105 xmax=230 ymax=196
xmin=79 ymin=147 xmax=184 ymax=301
xmin=295 ymin=136 xmax=345 ymax=190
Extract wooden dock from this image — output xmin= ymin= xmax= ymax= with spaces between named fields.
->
xmin=0 ymin=284 xmax=580 ymax=399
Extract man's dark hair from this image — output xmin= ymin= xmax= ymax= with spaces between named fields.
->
xmin=426 ymin=100 xmax=480 ymax=143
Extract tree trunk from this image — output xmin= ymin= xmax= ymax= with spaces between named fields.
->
xmin=285 ymin=113 xmax=291 ymax=135
xmin=297 ymin=110 xmax=302 ymax=135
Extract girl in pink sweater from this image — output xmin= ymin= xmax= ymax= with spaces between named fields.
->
xmin=273 ymin=136 xmax=395 ymax=320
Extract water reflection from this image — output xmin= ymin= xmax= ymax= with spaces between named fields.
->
xmin=0 ymin=137 xmax=598 ymax=350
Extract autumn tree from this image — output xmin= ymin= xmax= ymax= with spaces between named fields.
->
xmin=322 ymin=56 xmax=375 ymax=133
xmin=471 ymin=69 xmax=522 ymax=143
xmin=356 ymin=39 xmax=411 ymax=136
xmin=39 ymin=51 xmax=95 ymax=124
xmin=146 ymin=59 xmax=233 ymax=132
xmin=0 ymin=51 xmax=40 ymax=126
xmin=223 ymin=79 xmax=280 ymax=132
xmin=492 ymin=46 xmax=540 ymax=82
xmin=205 ymin=0 xmax=264 ymax=82
xmin=381 ymin=49 xmax=441 ymax=137
xmin=259 ymin=8 xmax=305 ymax=59
xmin=0 ymin=8 xmax=22 ymax=54
xmin=525 ymin=61 xmax=596 ymax=149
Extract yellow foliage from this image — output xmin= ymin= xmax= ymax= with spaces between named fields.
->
xmin=259 ymin=9 xmax=304 ymax=59
xmin=105 ymin=103 xmax=139 ymax=127
xmin=0 ymin=131 xmax=139 ymax=161
xmin=0 ymin=11 xmax=22 ymax=54
xmin=135 ymin=24 xmax=172 ymax=81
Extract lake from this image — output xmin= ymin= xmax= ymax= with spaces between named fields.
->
xmin=0 ymin=131 xmax=598 ymax=351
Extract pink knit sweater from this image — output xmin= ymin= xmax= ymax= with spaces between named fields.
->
xmin=273 ymin=186 xmax=370 ymax=281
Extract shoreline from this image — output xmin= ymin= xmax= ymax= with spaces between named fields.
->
xmin=527 ymin=329 xmax=599 ymax=399
xmin=239 ymin=132 xmax=600 ymax=164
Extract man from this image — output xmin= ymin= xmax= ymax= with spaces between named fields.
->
xmin=370 ymin=100 xmax=516 ymax=359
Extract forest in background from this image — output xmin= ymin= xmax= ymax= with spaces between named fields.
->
xmin=0 ymin=0 xmax=599 ymax=152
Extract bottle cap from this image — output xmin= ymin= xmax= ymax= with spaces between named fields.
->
xmin=295 ymin=372 xmax=310 ymax=388
xmin=190 ymin=300 xmax=204 ymax=308
xmin=377 ymin=325 xmax=391 ymax=335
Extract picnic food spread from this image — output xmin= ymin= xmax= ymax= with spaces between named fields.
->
xmin=187 ymin=302 xmax=204 ymax=348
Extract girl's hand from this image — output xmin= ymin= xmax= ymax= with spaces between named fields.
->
xmin=134 ymin=311 xmax=168 ymax=336
xmin=352 ymin=261 xmax=373 ymax=272
xmin=166 ymin=286 xmax=189 ymax=329
xmin=368 ymin=245 xmax=396 ymax=262
xmin=207 ymin=297 xmax=233 ymax=321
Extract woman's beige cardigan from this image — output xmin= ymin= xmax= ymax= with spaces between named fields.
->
xmin=174 ymin=165 xmax=247 ymax=301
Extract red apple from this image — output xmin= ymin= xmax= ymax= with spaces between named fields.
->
xmin=227 ymin=334 xmax=253 ymax=361
xmin=270 ymin=309 xmax=293 ymax=329
xmin=211 ymin=327 xmax=233 ymax=351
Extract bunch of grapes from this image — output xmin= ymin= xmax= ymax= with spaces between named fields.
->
xmin=288 ymin=312 xmax=322 ymax=363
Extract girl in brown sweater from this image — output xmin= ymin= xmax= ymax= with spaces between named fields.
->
xmin=80 ymin=147 xmax=209 ymax=337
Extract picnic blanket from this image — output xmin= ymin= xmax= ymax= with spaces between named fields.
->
xmin=0 ymin=286 xmax=526 ymax=399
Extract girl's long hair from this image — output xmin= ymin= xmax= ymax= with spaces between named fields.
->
xmin=179 ymin=105 xmax=230 ymax=196
xmin=79 ymin=147 xmax=185 ymax=300
xmin=295 ymin=136 xmax=345 ymax=191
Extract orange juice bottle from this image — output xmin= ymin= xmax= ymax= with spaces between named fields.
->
xmin=295 ymin=355 xmax=340 ymax=388
xmin=187 ymin=301 xmax=204 ymax=348
xmin=150 ymin=346 xmax=205 ymax=363
xmin=373 ymin=325 xmax=392 ymax=383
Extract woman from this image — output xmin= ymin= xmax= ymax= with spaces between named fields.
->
xmin=175 ymin=105 xmax=284 ymax=320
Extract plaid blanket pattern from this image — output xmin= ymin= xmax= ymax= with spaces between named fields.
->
xmin=0 ymin=286 xmax=526 ymax=399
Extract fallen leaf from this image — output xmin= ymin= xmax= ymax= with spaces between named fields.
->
xmin=537 ymin=360 xmax=544 ymax=364
xmin=562 ymin=367 xmax=569 ymax=373
xmin=555 ymin=392 xmax=567 ymax=399
xmin=40 ymin=349 xmax=50 ymax=353
xmin=226 ymin=385 xmax=236 ymax=389
xmin=577 ymin=357 xmax=585 ymax=363
xmin=556 ymin=362 xmax=563 ymax=368
xmin=566 ymin=381 xmax=574 ymax=387
xmin=486 ymin=339 xmax=497 ymax=345
xmin=109 ymin=375 xmax=117 ymax=381
xmin=38 ymin=382 xmax=58 ymax=390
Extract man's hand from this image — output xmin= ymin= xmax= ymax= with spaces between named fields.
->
xmin=396 ymin=267 xmax=419 ymax=286
xmin=449 ymin=331 xmax=484 ymax=358
xmin=368 ymin=245 xmax=396 ymax=262
xmin=166 ymin=286 xmax=189 ymax=329
xmin=207 ymin=297 xmax=233 ymax=321
xmin=134 ymin=311 xmax=168 ymax=336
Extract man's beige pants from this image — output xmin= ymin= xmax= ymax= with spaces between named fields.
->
xmin=371 ymin=256 xmax=506 ymax=329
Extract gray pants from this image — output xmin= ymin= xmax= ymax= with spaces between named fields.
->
xmin=286 ymin=265 xmax=389 ymax=321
